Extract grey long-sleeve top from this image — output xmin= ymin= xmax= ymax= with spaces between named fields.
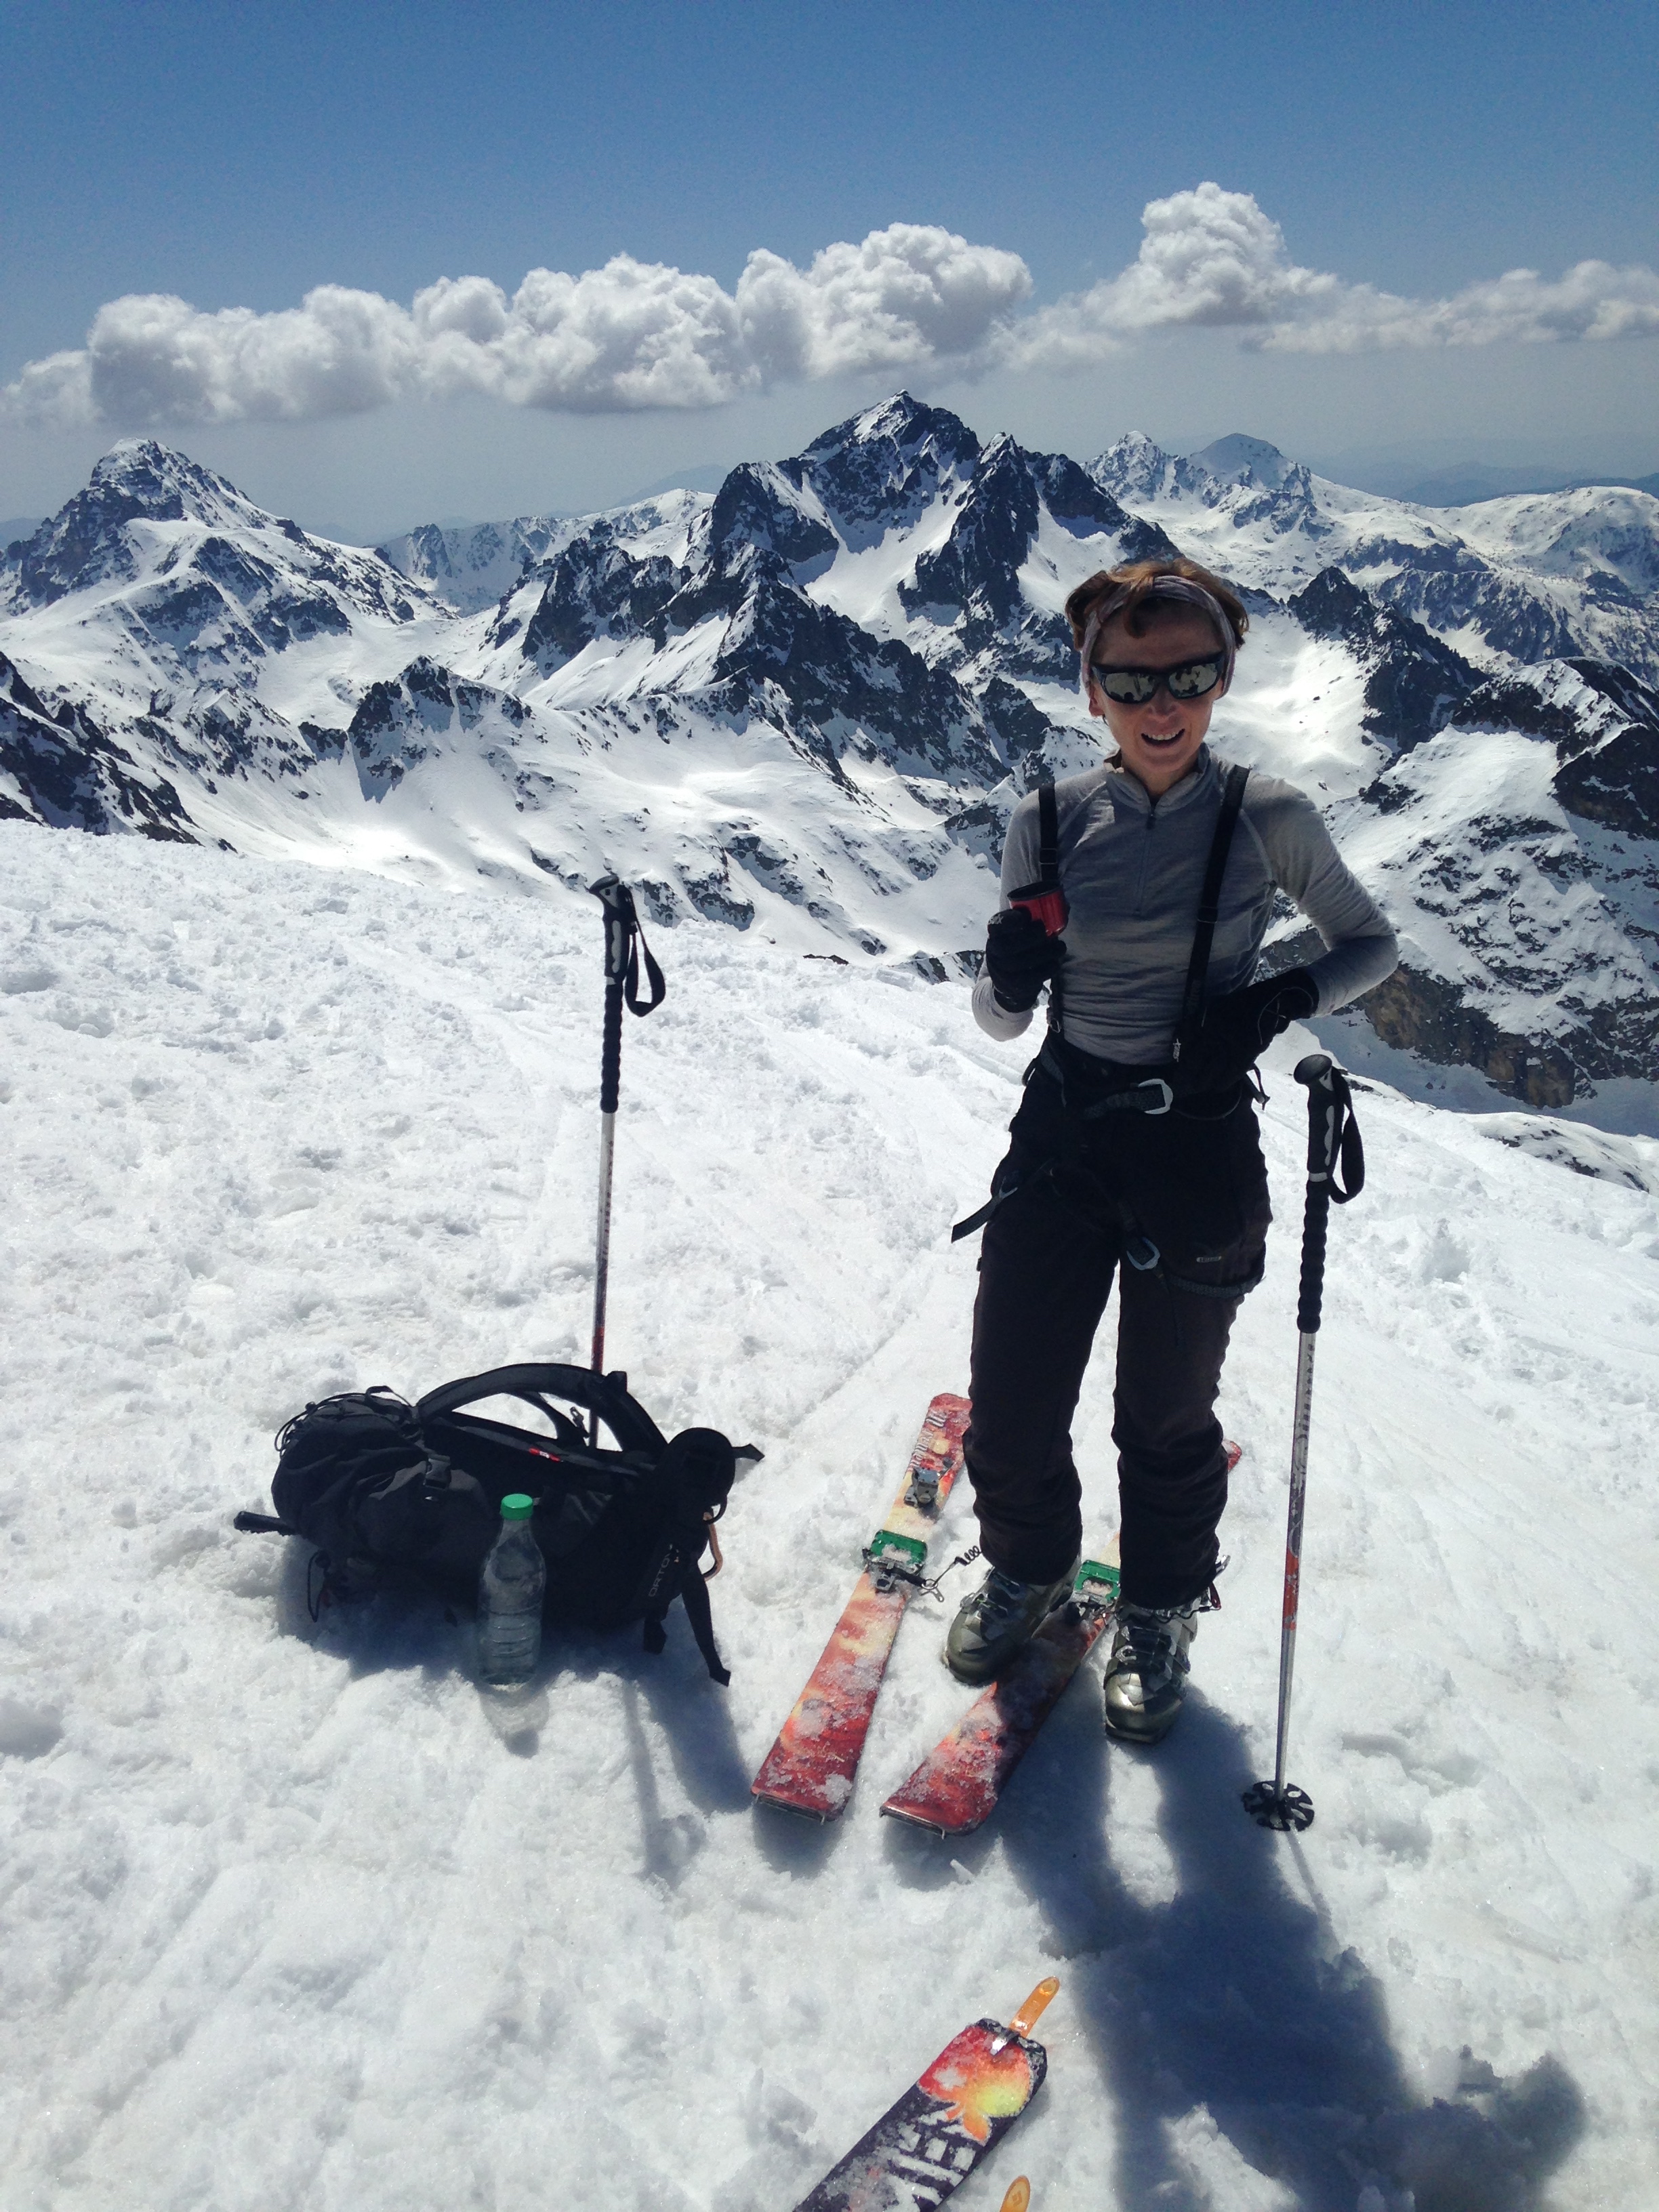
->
xmin=972 ymin=748 xmax=1398 ymax=1065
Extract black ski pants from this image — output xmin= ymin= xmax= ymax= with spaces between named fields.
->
xmin=964 ymin=1060 xmax=1271 ymax=1608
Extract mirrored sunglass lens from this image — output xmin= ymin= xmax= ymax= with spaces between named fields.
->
xmin=1095 ymin=667 xmax=1155 ymax=703
xmin=1167 ymin=657 xmax=1222 ymax=699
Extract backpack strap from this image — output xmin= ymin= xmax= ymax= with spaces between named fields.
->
xmin=1038 ymin=775 xmax=1064 ymax=1033
xmin=634 ymin=1427 xmax=737 ymax=1684
xmin=1172 ymin=762 xmax=1250 ymax=1060
xmin=636 ymin=1528 xmax=731 ymax=1683
xmin=414 ymin=1363 xmax=667 ymax=1456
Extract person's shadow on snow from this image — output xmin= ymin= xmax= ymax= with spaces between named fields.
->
xmin=886 ymin=1685 xmax=1584 ymax=2212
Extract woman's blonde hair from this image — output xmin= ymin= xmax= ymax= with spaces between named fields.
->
xmin=1064 ymin=557 xmax=1248 ymax=651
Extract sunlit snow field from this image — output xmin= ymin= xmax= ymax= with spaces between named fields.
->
xmin=2 ymin=823 xmax=1657 ymax=2211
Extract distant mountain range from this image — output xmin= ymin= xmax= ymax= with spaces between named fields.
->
xmin=1393 ymin=467 xmax=1659 ymax=508
xmin=3 ymin=396 xmax=1655 ymax=1118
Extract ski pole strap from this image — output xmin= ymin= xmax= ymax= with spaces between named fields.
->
xmin=588 ymin=875 xmax=667 ymax=1017
xmin=1172 ymin=762 xmax=1250 ymax=1057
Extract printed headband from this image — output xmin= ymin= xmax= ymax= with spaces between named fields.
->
xmin=1078 ymin=575 xmax=1238 ymax=703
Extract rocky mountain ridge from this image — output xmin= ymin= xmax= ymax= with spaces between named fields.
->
xmin=3 ymin=400 xmax=1655 ymax=1122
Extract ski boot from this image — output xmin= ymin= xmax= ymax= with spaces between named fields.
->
xmin=945 ymin=1561 xmax=1078 ymax=1685
xmin=1103 ymin=1594 xmax=1210 ymax=1744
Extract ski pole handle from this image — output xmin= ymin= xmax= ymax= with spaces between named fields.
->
xmin=590 ymin=873 xmax=637 ymax=987
xmin=590 ymin=876 xmax=636 ymax=1115
xmin=1294 ymin=1054 xmax=1336 ymax=1336
xmin=1297 ymin=1051 xmax=1345 ymax=1180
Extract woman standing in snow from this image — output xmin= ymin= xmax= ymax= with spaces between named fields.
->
xmin=947 ymin=556 xmax=1397 ymax=1742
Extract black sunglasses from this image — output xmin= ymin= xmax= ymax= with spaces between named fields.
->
xmin=1090 ymin=654 xmax=1225 ymax=705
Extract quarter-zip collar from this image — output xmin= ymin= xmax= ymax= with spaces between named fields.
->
xmin=1097 ymin=745 xmax=1218 ymax=819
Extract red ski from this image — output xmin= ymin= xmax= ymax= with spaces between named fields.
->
xmin=753 ymin=1393 xmax=969 ymax=1822
xmin=881 ymin=1544 xmax=1122 ymax=1837
xmin=882 ymin=1443 xmax=1241 ymax=1837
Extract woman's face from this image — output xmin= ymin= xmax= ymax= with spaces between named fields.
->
xmin=1086 ymin=605 xmax=1229 ymax=796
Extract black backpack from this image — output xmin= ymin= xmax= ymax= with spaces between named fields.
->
xmin=235 ymin=1362 xmax=746 ymax=1682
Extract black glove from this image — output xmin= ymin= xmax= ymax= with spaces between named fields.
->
xmin=984 ymin=907 xmax=1064 ymax=1012
xmin=1175 ymin=967 xmax=1318 ymax=1092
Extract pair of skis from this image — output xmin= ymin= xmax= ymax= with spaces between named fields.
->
xmin=794 ymin=1975 xmax=1056 ymax=2211
xmin=752 ymin=1395 xmax=1120 ymax=1836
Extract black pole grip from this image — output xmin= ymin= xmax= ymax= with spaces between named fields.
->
xmin=1294 ymin=1053 xmax=1338 ymax=1335
xmin=599 ymin=977 xmax=624 ymax=1114
xmin=1296 ymin=1181 xmax=1331 ymax=1334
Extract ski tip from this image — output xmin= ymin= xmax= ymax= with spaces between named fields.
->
xmin=1000 ymin=2182 xmax=1031 ymax=2212
xmin=1008 ymin=1976 xmax=1059 ymax=2039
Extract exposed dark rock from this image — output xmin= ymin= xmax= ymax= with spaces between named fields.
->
xmin=520 ymin=532 xmax=680 ymax=667
xmin=1291 ymin=567 xmax=1481 ymax=750
xmin=699 ymin=569 xmax=1005 ymax=787
xmin=0 ymin=654 xmax=194 ymax=838
xmin=1370 ymin=543 xmax=1583 ymax=668
xmin=901 ymin=434 xmax=1175 ymax=677
xmin=979 ymin=676 xmax=1061 ymax=766
xmin=344 ymin=658 xmax=529 ymax=785
xmin=788 ymin=392 xmax=981 ymax=544
xmin=1448 ymin=658 xmax=1659 ymax=840
xmin=1356 ymin=961 xmax=1658 ymax=1108
xmin=702 ymin=462 xmax=838 ymax=575
xmin=1 ymin=441 xmax=241 ymax=605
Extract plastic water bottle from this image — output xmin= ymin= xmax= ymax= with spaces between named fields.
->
xmin=478 ymin=1494 xmax=544 ymax=1689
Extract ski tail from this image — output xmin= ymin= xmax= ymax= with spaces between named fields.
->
xmin=792 ymin=1980 xmax=1056 ymax=2210
xmin=752 ymin=1394 xmax=969 ymax=1821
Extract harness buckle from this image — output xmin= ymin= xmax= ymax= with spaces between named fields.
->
xmin=1138 ymin=1078 xmax=1174 ymax=1116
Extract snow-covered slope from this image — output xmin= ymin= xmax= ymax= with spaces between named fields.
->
xmin=3 ymin=403 xmax=1657 ymax=1118
xmin=377 ymin=495 xmax=712 ymax=617
xmin=1091 ymin=431 xmax=1659 ymax=685
xmin=1 ymin=823 xmax=1656 ymax=2210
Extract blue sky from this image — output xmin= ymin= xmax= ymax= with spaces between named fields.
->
xmin=3 ymin=0 xmax=1656 ymax=537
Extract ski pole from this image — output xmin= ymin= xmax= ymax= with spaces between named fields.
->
xmin=586 ymin=877 xmax=665 ymax=1433
xmin=1244 ymin=1051 xmax=1364 ymax=1833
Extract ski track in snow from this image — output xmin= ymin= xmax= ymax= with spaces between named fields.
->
xmin=1 ymin=822 xmax=1656 ymax=2212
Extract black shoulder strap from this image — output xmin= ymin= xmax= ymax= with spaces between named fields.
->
xmin=1038 ymin=776 xmax=1064 ymax=1033
xmin=1174 ymin=762 xmax=1250 ymax=1051
xmin=1038 ymin=777 xmax=1059 ymax=887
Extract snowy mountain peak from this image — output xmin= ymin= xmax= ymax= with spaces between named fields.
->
xmin=1 ymin=438 xmax=283 ymax=610
xmin=1191 ymin=432 xmax=1296 ymax=489
xmin=1088 ymin=432 xmax=1210 ymax=507
xmin=90 ymin=436 xmax=251 ymax=519
xmin=814 ymin=390 xmax=979 ymax=466
xmin=5 ymin=401 xmax=1658 ymax=1118
xmin=376 ymin=515 xmax=566 ymax=616
xmin=793 ymin=393 xmax=981 ymax=545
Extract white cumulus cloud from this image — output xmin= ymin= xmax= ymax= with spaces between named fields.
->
xmin=10 ymin=194 xmax=1658 ymax=430
xmin=3 ymin=228 xmax=1031 ymax=430
xmin=1004 ymin=182 xmax=1659 ymax=365
xmin=736 ymin=222 xmax=1032 ymax=381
